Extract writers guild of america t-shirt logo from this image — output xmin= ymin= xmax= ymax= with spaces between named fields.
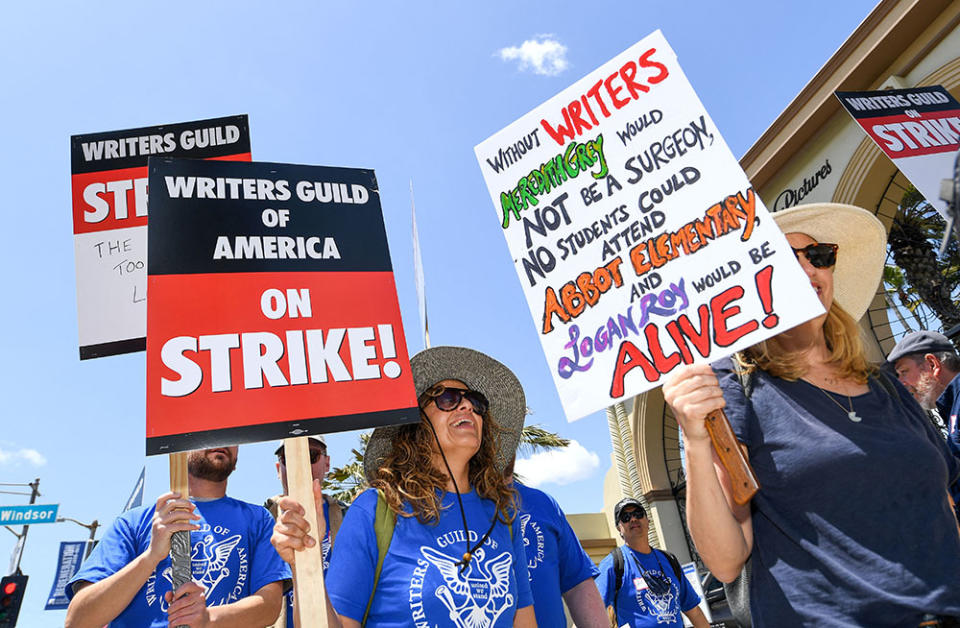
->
xmin=414 ymin=545 xmax=515 ymax=628
xmin=145 ymin=526 xmax=246 ymax=612
xmin=518 ymin=514 xmax=545 ymax=573
xmin=633 ymin=569 xmax=677 ymax=623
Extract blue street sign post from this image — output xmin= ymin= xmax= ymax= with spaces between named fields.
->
xmin=0 ymin=504 xmax=59 ymax=525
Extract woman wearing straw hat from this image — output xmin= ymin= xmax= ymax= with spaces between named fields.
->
xmin=272 ymin=346 xmax=536 ymax=627
xmin=663 ymin=203 xmax=960 ymax=626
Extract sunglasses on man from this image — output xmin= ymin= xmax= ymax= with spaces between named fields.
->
xmin=618 ymin=509 xmax=646 ymax=524
xmin=278 ymin=449 xmax=326 ymax=466
xmin=423 ymin=385 xmax=489 ymax=416
xmin=791 ymin=242 xmax=838 ymax=268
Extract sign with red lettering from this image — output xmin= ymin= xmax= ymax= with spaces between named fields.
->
xmin=836 ymin=86 xmax=960 ymax=220
xmin=71 ymin=115 xmax=251 ymax=360
xmin=145 ymin=157 xmax=418 ymax=455
xmin=475 ymin=30 xmax=823 ymax=420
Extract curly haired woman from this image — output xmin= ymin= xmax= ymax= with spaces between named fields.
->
xmin=272 ymin=346 xmax=536 ymax=627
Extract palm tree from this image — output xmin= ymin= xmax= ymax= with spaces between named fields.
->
xmin=324 ymin=425 xmax=570 ymax=503
xmin=886 ymin=187 xmax=960 ymax=331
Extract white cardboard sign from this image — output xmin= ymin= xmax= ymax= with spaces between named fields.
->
xmin=475 ymin=30 xmax=823 ymax=420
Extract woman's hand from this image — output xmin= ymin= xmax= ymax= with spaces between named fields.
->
xmin=270 ymin=480 xmax=326 ymax=565
xmin=663 ymin=364 xmax=726 ymax=444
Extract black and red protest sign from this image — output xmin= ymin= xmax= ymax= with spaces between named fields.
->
xmin=145 ymin=157 xmax=418 ymax=455
xmin=836 ymin=86 xmax=960 ymax=219
xmin=71 ymin=115 xmax=251 ymax=360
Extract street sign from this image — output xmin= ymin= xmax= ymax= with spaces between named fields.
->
xmin=0 ymin=505 xmax=59 ymax=525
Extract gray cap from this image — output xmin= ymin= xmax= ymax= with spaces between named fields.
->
xmin=274 ymin=435 xmax=327 ymax=457
xmin=888 ymin=331 xmax=956 ymax=363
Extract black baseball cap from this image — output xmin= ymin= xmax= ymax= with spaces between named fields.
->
xmin=888 ymin=331 xmax=956 ymax=363
xmin=614 ymin=497 xmax=646 ymax=522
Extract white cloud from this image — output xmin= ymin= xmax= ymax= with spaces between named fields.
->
xmin=0 ymin=447 xmax=47 ymax=467
xmin=497 ymin=35 xmax=568 ymax=76
xmin=515 ymin=440 xmax=599 ymax=488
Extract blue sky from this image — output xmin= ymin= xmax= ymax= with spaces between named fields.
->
xmin=0 ymin=1 xmax=879 ymax=624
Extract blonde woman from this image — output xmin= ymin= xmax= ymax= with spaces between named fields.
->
xmin=664 ymin=204 xmax=960 ymax=626
xmin=272 ymin=346 xmax=536 ymax=627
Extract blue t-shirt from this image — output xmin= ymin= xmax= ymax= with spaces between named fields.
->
xmin=283 ymin=498 xmax=332 ymax=627
xmin=67 ymin=495 xmax=291 ymax=628
xmin=327 ymin=487 xmax=533 ymax=627
xmin=715 ymin=358 xmax=960 ymax=627
xmin=595 ymin=545 xmax=700 ymax=626
xmin=514 ymin=482 xmax=598 ymax=627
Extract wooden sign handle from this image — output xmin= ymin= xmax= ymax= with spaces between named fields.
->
xmin=703 ymin=409 xmax=760 ymax=505
xmin=285 ymin=436 xmax=328 ymax=628
xmin=168 ymin=452 xmax=191 ymax=628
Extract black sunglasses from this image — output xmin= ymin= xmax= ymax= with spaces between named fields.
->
xmin=619 ymin=509 xmax=646 ymax=524
xmin=278 ymin=449 xmax=326 ymax=465
xmin=791 ymin=242 xmax=838 ymax=268
xmin=424 ymin=386 xmax=489 ymax=416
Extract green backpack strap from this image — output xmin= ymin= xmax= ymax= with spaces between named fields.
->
xmin=362 ymin=489 xmax=396 ymax=626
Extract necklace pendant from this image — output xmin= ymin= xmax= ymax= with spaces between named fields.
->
xmin=848 ymin=411 xmax=862 ymax=423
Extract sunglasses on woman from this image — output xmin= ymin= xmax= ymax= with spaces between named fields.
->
xmin=424 ymin=385 xmax=489 ymax=415
xmin=791 ymin=242 xmax=838 ymax=268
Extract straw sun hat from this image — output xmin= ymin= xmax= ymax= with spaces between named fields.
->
xmin=363 ymin=346 xmax=526 ymax=482
xmin=772 ymin=202 xmax=887 ymax=321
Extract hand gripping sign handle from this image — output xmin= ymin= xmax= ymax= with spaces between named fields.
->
xmin=285 ymin=436 xmax=328 ymax=628
xmin=703 ymin=409 xmax=760 ymax=505
xmin=169 ymin=452 xmax=191 ymax=628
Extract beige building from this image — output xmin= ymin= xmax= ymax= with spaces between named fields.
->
xmin=570 ymin=0 xmax=960 ymax=568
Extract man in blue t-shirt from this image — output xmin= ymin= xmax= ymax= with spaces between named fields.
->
xmin=65 ymin=447 xmax=290 ymax=628
xmin=506 ymin=458 xmax=607 ymax=627
xmin=595 ymin=498 xmax=708 ymax=628
xmin=266 ymin=436 xmax=343 ymax=628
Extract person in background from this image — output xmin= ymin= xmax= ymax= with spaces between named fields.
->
xmin=265 ymin=435 xmax=344 ymax=628
xmin=506 ymin=457 xmax=608 ymax=627
xmin=595 ymin=498 xmax=708 ymax=627
xmin=889 ymin=330 xmax=960 ymax=451
xmin=664 ymin=203 xmax=960 ymax=625
xmin=65 ymin=446 xmax=289 ymax=628
xmin=271 ymin=345 xmax=536 ymax=627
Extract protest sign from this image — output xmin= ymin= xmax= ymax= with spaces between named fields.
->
xmin=71 ymin=115 xmax=251 ymax=360
xmin=145 ymin=157 xmax=418 ymax=454
xmin=475 ymin=30 xmax=823 ymax=420
xmin=44 ymin=541 xmax=86 ymax=610
xmin=836 ymin=86 xmax=960 ymax=221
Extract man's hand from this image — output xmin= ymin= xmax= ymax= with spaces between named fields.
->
xmin=148 ymin=492 xmax=201 ymax=565
xmin=164 ymin=581 xmax=209 ymax=627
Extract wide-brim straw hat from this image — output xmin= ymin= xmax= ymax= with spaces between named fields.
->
xmin=363 ymin=346 xmax=525 ymax=483
xmin=773 ymin=203 xmax=887 ymax=321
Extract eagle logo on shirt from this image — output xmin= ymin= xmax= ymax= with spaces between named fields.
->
xmin=420 ymin=546 xmax=514 ymax=628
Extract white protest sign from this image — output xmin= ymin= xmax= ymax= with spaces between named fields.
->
xmin=475 ymin=30 xmax=823 ymax=420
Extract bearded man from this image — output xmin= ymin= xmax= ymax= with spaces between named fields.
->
xmin=65 ymin=447 xmax=290 ymax=628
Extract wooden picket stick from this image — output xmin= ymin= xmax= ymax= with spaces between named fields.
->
xmin=284 ymin=436 xmax=328 ymax=628
xmin=168 ymin=452 xmax=191 ymax=628
xmin=704 ymin=409 xmax=760 ymax=505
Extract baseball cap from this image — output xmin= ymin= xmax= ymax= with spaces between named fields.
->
xmin=888 ymin=331 xmax=956 ymax=363
xmin=274 ymin=435 xmax=327 ymax=457
xmin=614 ymin=497 xmax=646 ymax=522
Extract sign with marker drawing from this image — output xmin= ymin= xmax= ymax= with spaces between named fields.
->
xmin=836 ymin=86 xmax=960 ymax=221
xmin=475 ymin=30 xmax=823 ymax=420
xmin=71 ymin=115 xmax=251 ymax=360
xmin=146 ymin=157 xmax=418 ymax=455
